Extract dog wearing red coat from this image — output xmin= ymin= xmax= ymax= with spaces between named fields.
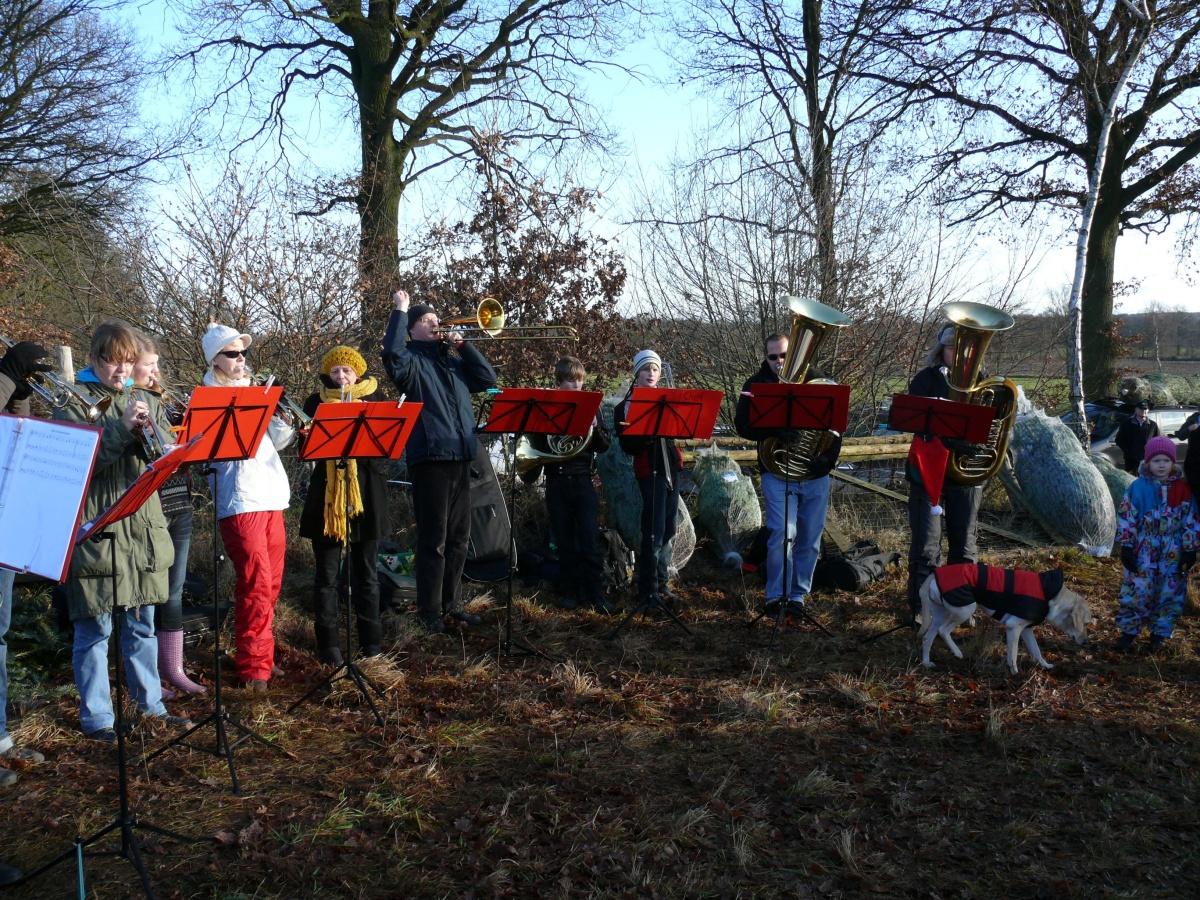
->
xmin=918 ymin=563 xmax=1091 ymax=674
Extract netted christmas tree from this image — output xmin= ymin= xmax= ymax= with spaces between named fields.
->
xmin=692 ymin=448 xmax=762 ymax=568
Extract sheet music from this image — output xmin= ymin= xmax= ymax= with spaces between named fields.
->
xmin=0 ymin=415 xmax=99 ymax=580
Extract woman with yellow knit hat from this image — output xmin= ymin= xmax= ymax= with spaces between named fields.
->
xmin=299 ymin=345 xmax=392 ymax=665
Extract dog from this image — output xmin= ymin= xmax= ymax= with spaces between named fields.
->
xmin=918 ymin=563 xmax=1091 ymax=674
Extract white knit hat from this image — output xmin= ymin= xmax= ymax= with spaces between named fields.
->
xmin=632 ymin=349 xmax=662 ymax=375
xmin=202 ymin=322 xmax=252 ymax=365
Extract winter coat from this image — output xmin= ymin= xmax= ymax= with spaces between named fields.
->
xmin=53 ymin=371 xmax=175 ymax=621
xmin=733 ymin=359 xmax=842 ymax=478
xmin=1174 ymin=412 xmax=1200 ymax=495
xmin=202 ymin=371 xmax=295 ymax=520
xmin=615 ymin=390 xmax=683 ymax=481
xmin=380 ymin=309 xmax=498 ymax=466
xmin=298 ymin=380 xmax=392 ymax=543
xmin=1114 ymin=414 xmax=1160 ymax=473
xmin=0 ymin=372 xmax=31 ymax=416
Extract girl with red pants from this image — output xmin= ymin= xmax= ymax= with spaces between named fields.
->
xmin=200 ymin=324 xmax=295 ymax=692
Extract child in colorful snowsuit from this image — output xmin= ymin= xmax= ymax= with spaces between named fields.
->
xmin=1115 ymin=436 xmax=1199 ymax=650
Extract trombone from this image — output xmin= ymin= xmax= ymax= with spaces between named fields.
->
xmin=250 ymin=372 xmax=313 ymax=431
xmin=0 ymin=333 xmax=112 ymax=423
xmin=435 ymin=298 xmax=577 ymax=342
xmin=148 ymin=375 xmax=191 ymax=421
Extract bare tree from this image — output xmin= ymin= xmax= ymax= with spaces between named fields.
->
xmin=0 ymin=0 xmax=166 ymax=234
xmin=175 ymin=0 xmax=636 ymax=335
xmin=861 ymin=0 xmax=1200 ymax=397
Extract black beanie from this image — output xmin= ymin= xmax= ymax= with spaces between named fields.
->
xmin=406 ymin=304 xmax=436 ymax=333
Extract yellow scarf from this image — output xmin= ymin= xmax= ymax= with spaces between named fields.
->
xmin=319 ymin=377 xmax=378 ymax=542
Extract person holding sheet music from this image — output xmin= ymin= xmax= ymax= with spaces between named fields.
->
xmin=616 ymin=349 xmax=683 ymax=610
xmin=132 ymin=333 xmax=206 ymax=697
xmin=734 ymin=333 xmax=841 ymax=619
xmin=381 ymin=289 xmax=498 ymax=634
xmin=54 ymin=320 xmax=191 ymax=742
xmin=201 ymin=323 xmax=296 ymax=693
xmin=0 ymin=341 xmax=52 ymax=789
xmin=299 ymin=346 xmax=391 ymax=665
xmin=904 ymin=324 xmax=987 ymax=624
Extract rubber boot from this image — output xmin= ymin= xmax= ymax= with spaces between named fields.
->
xmin=156 ymin=628 xmax=207 ymax=694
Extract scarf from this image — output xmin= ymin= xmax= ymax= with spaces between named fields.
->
xmin=319 ymin=377 xmax=377 ymax=541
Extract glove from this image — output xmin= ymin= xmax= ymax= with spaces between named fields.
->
xmin=1120 ymin=545 xmax=1139 ymax=575
xmin=943 ymin=438 xmax=988 ymax=455
xmin=1180 ymin=550 xmax=1196 ymax=575
xmin=777 ymin=428 xmax=802 ymax=443
xmin=0 ymin=342 xmax=54 ymax=399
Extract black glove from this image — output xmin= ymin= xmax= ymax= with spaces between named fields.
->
xmin=1180 ymin=550 xmax=1196 ymax=575
xmin=777 ymin=428 xmax=802 ymax=443
xmin=0 ymin=342 xmax=54 ymax=399
xmin=1120 ymin=545 xmax=1139 ymax=575
xmin=943 ymin=438 xmax=988 ymax=455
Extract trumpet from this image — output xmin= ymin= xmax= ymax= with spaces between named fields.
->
xmin=250 ymin=372 xmax=312 ymax=431
xmin=435 ymin=297 xmax=577 ymax=342
xmin=0 ymin=333 xmax=112 ymax=423
xmin=129 ymin=389 xmax=173 ymax=460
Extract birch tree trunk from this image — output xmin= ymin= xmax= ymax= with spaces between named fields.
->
xmin=1067 ymin=0 xmax=1153 ymax=445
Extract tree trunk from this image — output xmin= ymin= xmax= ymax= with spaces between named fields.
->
xmin=1081 ymin=208 xmax=1120 ymax=398
xmin=802 ymin=0 xmax=837 ymax=312
xmin=354 ymin=33 xmax=403 ymax=343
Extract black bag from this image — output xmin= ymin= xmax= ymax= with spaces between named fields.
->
xmin=812 ymin=540 xmax=898 ymax=593
xmin=600 ymin=527 xmax=634 ymax=590
xmin=463 ymin=441 xmax=512 ymax=583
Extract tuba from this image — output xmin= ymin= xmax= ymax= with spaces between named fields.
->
xmin=514 ymin=428 xmax=594 ymax=479
xmin=940 ymin=301 xmax=1018 ymax=484
xmin=759 ymin=296 xmax=851 ymax=480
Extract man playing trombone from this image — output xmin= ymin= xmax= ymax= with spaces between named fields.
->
xmin=382 ymin=289 xmax=497 ymax=634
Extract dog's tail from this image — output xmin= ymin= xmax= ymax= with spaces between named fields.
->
xmin=917 ymin=575 xmax=935 ymax=639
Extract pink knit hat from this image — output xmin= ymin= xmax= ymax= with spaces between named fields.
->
xmin=1144 ymin=436 xmax=1176 ymax=463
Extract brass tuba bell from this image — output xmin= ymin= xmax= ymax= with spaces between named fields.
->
xmin=514 ymin=428 xmax=594 ymax=480
xmin=940 ymin=301 xmax=1018 ymax=485
xmin=758 ymin=296 xmax=851 ymax=480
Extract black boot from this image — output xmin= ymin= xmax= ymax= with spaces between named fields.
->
xmin=314 ymin=624 xmax=342 ymax=665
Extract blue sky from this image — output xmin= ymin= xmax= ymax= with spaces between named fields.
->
xmin=127 ymin=1 xmax=1197 ymax=315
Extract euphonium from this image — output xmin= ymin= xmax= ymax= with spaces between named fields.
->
xmin=514 ymin=427 xmax=594 ymax=479
xmin=940 ymin=301 xmax=1018 ymax=485
xmin=759 ymin=296 xmax=851 ymax=480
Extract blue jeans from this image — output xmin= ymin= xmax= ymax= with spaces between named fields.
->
xmin=159 ymin=509 xmax=193 ymax=632
xmin=761 ymin=472 xmax=830 ymax=603
xmin=0 ymin=568 xmax=13 ymax=744
xmin=72 ymin=606 xmax=165 ymax=733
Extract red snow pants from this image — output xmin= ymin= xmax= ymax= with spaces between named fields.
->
xmin=219 ymin=510 xmax=286 ymax=682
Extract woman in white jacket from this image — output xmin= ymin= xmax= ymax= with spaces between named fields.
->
xmin=201 ymin=323 xmax=295 ymax=692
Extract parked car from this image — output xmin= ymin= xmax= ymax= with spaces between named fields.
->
xmin=1059 ymin=399 xmax=1196 ymax=469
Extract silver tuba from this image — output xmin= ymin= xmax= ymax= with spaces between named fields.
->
xmin=758 ymin=296 xmax=851 ymax=480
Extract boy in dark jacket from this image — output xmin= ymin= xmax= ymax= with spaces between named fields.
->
xmin=533 ymin=357 xmax=612 ymax=613
xmin=382 ymin=289 xmax=498 ymax=633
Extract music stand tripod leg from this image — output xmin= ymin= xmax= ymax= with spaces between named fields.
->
xmin=499 ymin=424 xmax=553 ymax=661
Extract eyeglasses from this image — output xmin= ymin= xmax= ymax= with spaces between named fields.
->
xmin=767 ymin=353 xmax=786 ymax=361
xmin=217 ymin=349 xmax=247 ymax=360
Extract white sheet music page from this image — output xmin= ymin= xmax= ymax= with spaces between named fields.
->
xmin=0 ymin=414 xmax=100 ymax=581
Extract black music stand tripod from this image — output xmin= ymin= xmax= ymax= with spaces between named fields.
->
xmin=21 ymin=531 xmax=196 ymax=899
xmin=606 ymin=391 xmax=706 ymax=641
xmin=742 ymin=384 xmax=842 ymax=647
xmin=289 ymin=400 xmax=418 ymax=726
xmin=860 ymin=392 xmax=995 ymax=645
xmin=145 ymin=389 xmax=290 ymax=794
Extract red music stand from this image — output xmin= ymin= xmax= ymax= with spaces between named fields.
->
xmin=289 ymin=401 xmax=422 ymax=725
xmin=145 ymin=384 xmax=289 ymax=795
xmin=27 ymin=439 xmax=203 ymax=898
xmin=887 ymin=393 xmax=995 ymax=444
xmin=607 ymin=388 xmax=723 ymax=641
xmin=745 ymin=383 xmax=851 ymax=643
xmin=480 ymin=388 xmax=603 ymax=658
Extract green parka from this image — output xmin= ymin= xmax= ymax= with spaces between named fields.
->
xmin=53 ymin=378 xmax=174 ymax=621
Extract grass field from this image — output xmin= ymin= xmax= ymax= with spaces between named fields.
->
xmin=1 ymin=540 xmax=1198 ymax=898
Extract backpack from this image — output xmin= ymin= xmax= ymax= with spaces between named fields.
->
xmin=812 ymin=540 xmax=898 ymax=593
xmin=600 ymin=528 xmax=635 ymax=590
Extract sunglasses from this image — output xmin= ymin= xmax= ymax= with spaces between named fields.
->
xmin=767 ymin=353 xmax=786 ymax=361
xmin=217 ymin=349 xmax=247 ymax=360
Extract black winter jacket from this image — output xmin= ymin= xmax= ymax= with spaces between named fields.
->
xmin=298 ymin=378 xmax=393 ymax=543
xmin=733 ymin=360 xmax=841 ymax=479
xmin=381 ymin=309 xmax=498 ymax=466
